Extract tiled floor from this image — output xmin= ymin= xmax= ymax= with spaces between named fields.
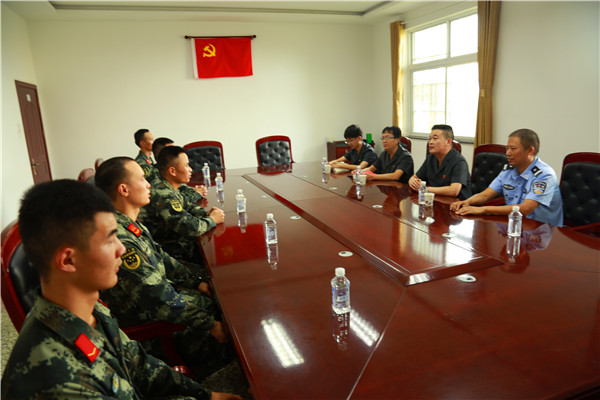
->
xmin=1 ymin=304 xmax=250 ymax=398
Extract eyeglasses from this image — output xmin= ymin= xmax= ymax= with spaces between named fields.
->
xmin=344 ymin=137 xmax=359 ymax=144
xmin=381 ymin=136 xmax=396 ymax=141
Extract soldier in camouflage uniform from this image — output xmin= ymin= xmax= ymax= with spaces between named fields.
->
xmin=140 ymin=145 xmax=224 ymax=263
xmin=96 ymin=157 xmax=234 ymax=379
xmin=151 ymin=137 xmax=207 ymax=205
xmin=1 ymin=179 xmax=241 ymax=400
xmin=134 ymin=128 xmax=155 ymax=175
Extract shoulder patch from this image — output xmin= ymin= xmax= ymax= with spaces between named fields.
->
xmin=532 ymin=181 xmax=547 ymax=195
xmin=531 ymin=166 xmax=542 ymax=176
xmin=126 ymin=223 xmax=141 ymax=237
xmin=75 ymin=333 xmax=100 ymax=363
xmin=122 ymin=248 xmax=141 ymax=270
xmin=170 ymin=199 xmax=183 ymax=212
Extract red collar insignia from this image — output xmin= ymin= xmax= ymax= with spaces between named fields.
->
xmin=75 ymin=333 xmax=100 ymax=363
xmin=127 ymin=223 xmax=141 ymax=237
xmin=146 ymin=158 xmax=152 ymax=165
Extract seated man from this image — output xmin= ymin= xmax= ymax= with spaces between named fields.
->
xmin=328 ymin=124 xmax=377 ymax=171
xmin=363 ymin=126 xmax=414 ymax=184
xmin=150 ymin=137 xmax=207 ymax=204
xmin=95 ymin=157 xmax=233 ymax=379
xmin=140 ymin=145 xmax=224 ymax=263
xmin=408 ymin=124 xmax=472 ymax=200
xmin=1 ymin=179 xmax=240 ymax=400
xmin=450 ymin=128 xmax=563 ymax=226
xmin=134 ymin=128 xmax=155 ymax=175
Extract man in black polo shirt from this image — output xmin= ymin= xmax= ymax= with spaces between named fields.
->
xmin=363 ymin=126 xmax=413 ymax=184
xmin=328 ymin=124 xmax=377 ymax=171
xmin=408 ymin=124 xmax=472 ymax=200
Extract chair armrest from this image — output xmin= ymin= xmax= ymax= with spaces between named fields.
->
xmin=567 ymin=221 xmax=600 ymax=236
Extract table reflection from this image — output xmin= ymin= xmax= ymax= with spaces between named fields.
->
xmin=332 ymin=312 xmax=350 ymax=351
xmin=261 ymin=318 xmax=305 ymax=368
xmin=495 ymin=222 xmax=555 ymax=271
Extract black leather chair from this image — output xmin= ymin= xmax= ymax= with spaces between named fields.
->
xmin=560 ymin=152 xmax=600 ymax=232
xmin=256 ymin=135 xmax=294 ymax=166
xmin=183 ymin=141 xmax=225 ymax=172
xmin=471 ymin=144 xmax=508 ymax=194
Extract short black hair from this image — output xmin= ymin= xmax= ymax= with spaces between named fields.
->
xmin=152 ymin=137 xmax=174 ymax=160
xmin=382 ymin=126 xmax=402 ymax=139
xmin=18 ymin=179 xmax=115 ymax=278
xmin=157 ymin=145 xmax=187 ymax=174
xmin=344 ymin=125 xmax=363 ymax=139
xmin=134 ymin=129 xmax=149 ymax=147
xmin=431 ymin=124 xmax=454 ymax=141
xmin=95 ymin=156 xmax=135 ymax=201
xmin=509 ymin=128 xmax=540 ymax=155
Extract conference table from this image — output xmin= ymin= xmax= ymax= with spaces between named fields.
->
xmin=192 ymin=162 xmax=600 ymax=399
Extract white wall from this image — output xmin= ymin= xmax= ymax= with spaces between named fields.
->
xmin=494 ymin=1 xmax=600 ymax=172
xmin=26 ymin=19 xmax=373 ymax=180
xmin=1 ymin=4 xmax=38 ymax=228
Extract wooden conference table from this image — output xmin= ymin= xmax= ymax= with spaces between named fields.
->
xmin=193 ymin=162 xmax=600 ymax=399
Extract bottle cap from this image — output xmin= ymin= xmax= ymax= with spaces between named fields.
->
xmin=421 ymin=181 xmax=426 ymax=186
xmin=512 ymin=206 xmax=520 ymax=212
xmin=266 ymin=213 xmax=274 ymax=219
xmin=217 ymin=172 xmax=221 ymax=176
xmin=335 ymin=267 xmax=345 ymax=276
xmin=237 ymin=189 xmax=243 ymax=194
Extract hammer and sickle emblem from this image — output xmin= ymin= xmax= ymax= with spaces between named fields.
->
xmin=203 ymin=44 xmax=216 ymax=57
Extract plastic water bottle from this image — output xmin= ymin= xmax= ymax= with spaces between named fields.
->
xmin=508 ymin=206 xmax=522 ymax=237
xmin=202 ymin=163 xmax=210 ymax=181
xmin=264 ymin=213 xmax=277 ymax=245
xmin=418 ymin=181 xmax=427 ymax=205
xmin=236 ymin=189 xmax=246 ymax=213
xmin=215 ymin=172 xmax=223 ymax=192
xmin=331 ymin=267 xmax=350 ymax=314
xmin=355 ymin=165 xmax=361 ymax=184
xmin=322 ymin=157 xmax=327 ymax=172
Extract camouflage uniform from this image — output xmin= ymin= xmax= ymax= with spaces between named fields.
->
xmin=140 ymin=175 xmax=216 ymax=263
xmin=1 ymin=295 xmax=211 ymax=400
xmin=146 ymin=165 xmax=203 ymax=204
xmin=101 ymin=211 xmax=231 ymax=379
xmin=135 ymin=150 xmax=154 ymax=176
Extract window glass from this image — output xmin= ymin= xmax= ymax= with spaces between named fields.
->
xmin=450 ymin=14 xmax=478 ymax=57
xmin=447 ymin=62 xmax=479 ymax=137
xmin=412 ymin=68 xmax=446 ymax=133
xmin=413 ymin=24 xmax=447 ymax=64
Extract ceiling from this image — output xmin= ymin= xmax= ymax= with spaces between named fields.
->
xmin=4 ymin=0 xmax=430 ymax=24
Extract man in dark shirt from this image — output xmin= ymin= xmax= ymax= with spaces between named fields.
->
xmin=408 ymin=124 xmax=472 ymax=200
xmin=363 ymin=126 xmax=414 ymax=184
xmin=328 ymin=124 xmax=377 ymax=171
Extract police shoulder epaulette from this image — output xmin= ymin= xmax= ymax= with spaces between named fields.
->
xmin=531 ymin=166 xmax=542 ymax=176
xmin=127 ymin=223 xmax=141 ymax=237
xmin=75 ymin=333 xmax=100 ymax=363
xmin=503 ymin=164 xmax=514 ymax=170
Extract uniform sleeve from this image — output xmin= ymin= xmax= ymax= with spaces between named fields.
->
xmin=489 ymin=170 xmax=506 ymax=193
xmin=120 ymin=329 xmax=211 ymax=400
xmin=372 ymin=153 xmax=383 ymax=171
xmin=110 ymin=238 xmax=216 ymax=332
xmin=525 ymin=171 xmax=559 ymax=207
xmin=397 ymin=152 xmax=414 ymax=175
xmin=415 ymin=158 xmax=429 ymax=180
xmin=364 ymin=148 xmax=378 ymax=165
xmin=179 ymin=185 xmax=203 ymax=203
xmin=450 ymin=159 xmax=470 ymax=186
xmin=160 ymin=246 xmax=209 ymax=289
xmin=154 ymin=191 xmax=216 ymax=237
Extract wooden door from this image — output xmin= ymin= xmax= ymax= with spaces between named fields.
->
xmin=15 ymin=80 xmax=52 ymax=184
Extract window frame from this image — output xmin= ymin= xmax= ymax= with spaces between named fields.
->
xmin=404 ymin=9 xmax=479 ymax=143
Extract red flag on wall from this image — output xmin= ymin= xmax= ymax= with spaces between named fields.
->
xmin=191 ymin=37 xmax=253 ymax=78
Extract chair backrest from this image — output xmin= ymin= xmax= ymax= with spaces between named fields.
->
xmin=78 ymin=168 xmax=95 ymax=184
xmin=256 ymin=135 xmax=294 ymax=166
xmin=425 ymin=139 xmax=462 ymax=156
xmin=94 ymin=158 xmax=104 ymax=171
xmin=183 ymin=141 xmax=225 ymax=172
xmin=559 ymin=152 xmax=600 ymax=227
xmin=1 ymin=221 xmax=41 ymax=332
xmin=400 ymin=136 xmax=412 ymax=153
xmin=471 ymin=144 xmax=508 ymax=194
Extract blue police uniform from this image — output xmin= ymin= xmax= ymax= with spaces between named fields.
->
xmin=489 ymin=157 xmax=563 ymax=226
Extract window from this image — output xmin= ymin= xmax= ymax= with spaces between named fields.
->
xmin=407 ymin=13 xmax=478 ymax=142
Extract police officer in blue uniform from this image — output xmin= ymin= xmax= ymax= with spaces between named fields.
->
xmin=450 ymin=129 xmax=563 ymax=226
